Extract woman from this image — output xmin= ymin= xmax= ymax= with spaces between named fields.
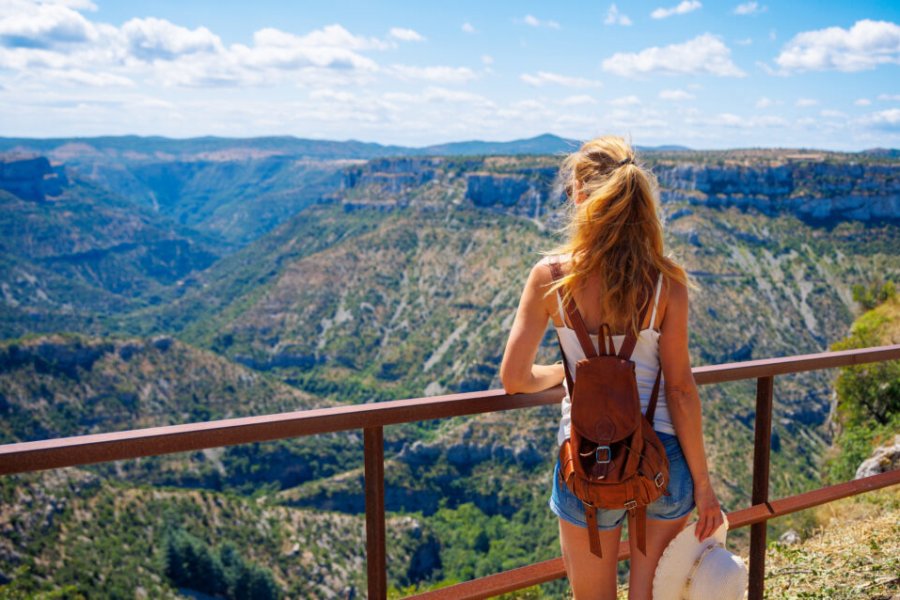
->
xmin=499 ymin=136 xmax=723 ymax=600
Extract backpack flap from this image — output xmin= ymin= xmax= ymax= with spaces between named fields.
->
xmin=570 ymin=355 xmax=641 ymax=443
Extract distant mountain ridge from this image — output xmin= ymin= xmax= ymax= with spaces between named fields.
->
xmin=0 ymin=133 xmax=765 ymax=160
xmin=5 ymin=133 xmax=897 ymax=161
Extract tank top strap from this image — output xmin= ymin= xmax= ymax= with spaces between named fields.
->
xmin=649 ymin=272 xmax=663 ymax=328
xmin=555 ymin=289 xmax=566 ymax=326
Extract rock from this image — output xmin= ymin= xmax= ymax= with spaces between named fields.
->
xmin=0 ymin=337 xmax=113 ymax=377
xmin=854 ymin=434 xmax=900 ymax=479
xmin=150 ymin=335 xmax=173 ymax=352
xmin=779 ymin=529 xmax=801 ymax=545
xmin=0 ymin=155 xmax=66 ymax=202
xmin=397 ymin=440 xmax=441 ymax=466
xmin=656 ymin=162 xmax=900 ymax=223
xmin=447 ymin=442 xmax=491 ymax=467
xmin=466 ymin=173 xmax=531 ymax=207
xmin=118 ymin=342 xmax=143 ymax=361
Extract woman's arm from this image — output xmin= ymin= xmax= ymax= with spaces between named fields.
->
xmin=500 ymin=261 xmax=565 ymax=394
xmin=659 ymin=279 xmax=724 ymax=541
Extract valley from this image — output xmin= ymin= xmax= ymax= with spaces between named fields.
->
xmin=0 ymin=136 xmax=897 ymax=596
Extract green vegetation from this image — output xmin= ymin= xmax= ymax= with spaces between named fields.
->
xmin=0 ymin=468 xmax=437 ymax=598
xmin=826 ymin=292 xmax=900 ymax=483
xmin=163 ymin=530 xmax=280 ymax=599
xmin=762 ymin=490 xmax=899 ymax=600
xmin=851 ymin=279 xmax=897 ymax=311
xmin=1 ymin=149 xmax=899 ymax=595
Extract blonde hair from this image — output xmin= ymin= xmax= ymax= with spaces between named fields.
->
xmin=546 ymin=135 xmax=688 ymax=335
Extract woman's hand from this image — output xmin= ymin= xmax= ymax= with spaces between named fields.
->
xmin=693 ymin=480 xmax=724 ymax=541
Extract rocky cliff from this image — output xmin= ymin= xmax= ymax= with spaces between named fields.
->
xmin=655 ymin=160 xmax=900 ymax=222
xmin=336 ymin=153 xmax=900 ymax=224
xmin=0 ymin=156 xmax=66 ymax=202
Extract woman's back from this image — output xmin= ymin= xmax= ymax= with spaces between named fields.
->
xmin=547 ymin=258 xmax=675 ymax=444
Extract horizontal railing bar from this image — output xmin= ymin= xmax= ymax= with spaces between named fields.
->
xmin=0 ymin=388 xmax=561 ymax=476
xmin=406 ymin=468 xmax=900 ymax=599
xmin=1 ymin=345 xmax=897 ymax=476
xmin=691 ymin=344 xmax=900 ymax=385
xmin=411 ymin=541 xmax=630 ymax=600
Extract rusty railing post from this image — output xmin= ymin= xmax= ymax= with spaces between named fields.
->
xmin=364 ymin=426 xmax=387 ymax=600
xmin=749 ymin=375 xmax=774 ymax=600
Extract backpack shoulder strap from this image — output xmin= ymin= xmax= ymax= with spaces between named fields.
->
xmin=616 ymin=268 xmax=660 ymax=361
xmin=548 ymin=257 xmax=597 ymax=358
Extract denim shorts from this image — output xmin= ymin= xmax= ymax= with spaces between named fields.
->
xmin=548 ymin=431 xmax=695 ymax=529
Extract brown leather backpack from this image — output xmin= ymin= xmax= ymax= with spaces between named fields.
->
xmin=549 ymin=260 xmax=670 ymax=559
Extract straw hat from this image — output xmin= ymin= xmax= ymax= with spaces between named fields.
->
xmin=653 ymin=511 xmax=748 ymax=600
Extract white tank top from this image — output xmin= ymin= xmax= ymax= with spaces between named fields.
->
xmin=554 ymin=272 xmax=675 ymax=446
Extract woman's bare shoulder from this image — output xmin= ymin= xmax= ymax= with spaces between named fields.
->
xmin=659 ymin=276 xmax=689 ymax=330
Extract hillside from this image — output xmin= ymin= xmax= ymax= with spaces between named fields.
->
xmin=761 ymin=490 xmax=900 ymax=599
xmin=616 ymin=492 xmax=900 ymax=600
xmin=113 ymin=154 xmax=899 ymax=512
xmin=0 ymin=143 xmax=898 ymax=594
xmin=0 ymin=333 xmax=360 ymax=494
xmin=0 ymin=467 xmax=439 ymax=598
xmin=825 ymin=293 xmax=900 ymax=484
xmin=0 ymin=157 xmax=222 ymax=339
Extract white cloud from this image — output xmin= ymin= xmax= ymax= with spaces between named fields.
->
xmin=604 ymin=4 xmax=632 ymax=26
xmin=609 ymin=95 xmax=640 ymax=106
xmin=389 ymin=27 xmax=424 ymax=42
xmin=858 ymin=108 xmax=900 ymax=130
xmin=687 ymin=112 xmax=788 ymax=129
xmin=521 ymin=14 xmax=561 ymax=29
xmin=659 ymin=89 xmax=694 ymax=101
xmin=775 ymin=19 xmax=900 ymax=73
xmin=0 ymin=12 xmax=397 ymax=91
xmin=236 ymin=26 xmax=381 ymax=72
xmin=43 ymin=68 xmax=135 ymax=87
xmin=511 ymin=99 xmax=545 ymax=111
xmin=43 ymin=0 xmax=99 ymax=10
xmin=389 ymin=64 xmax=476 ymax=83
xmin=461 ymin=22 xmax=475 ymax=34
xmin=560 ymin=94 xmax=597 ymax=106
xmin=122 ymin=17 xmax=222 ymax=61
xmin=420 ymin=86 xmax=494 ymax=106
xmin=820 ymin=109 xmax=846 ymax=118
xmin=795 ymin=98 xmax=818 ymax=107
xmin=755 ymin=96 xmax=779 ymax=108
xmin=602 ymin=33 xmax=745 ymax=77
xmin=0 ymin=1 xmax=98 ymax=48
xmin=734 ymin=2 xmax=766 ymax=15
xmin=520 ymin=70 xmax=601 ymax=88
xmin=855 ymin=98 xmax=871 ymax=106
xmin=481 ymin=54 xmax=493 ymax=65
xmin=877 ymin=93 xmax=900 ymax=101
xmin=735 ymin=37 xmax=753 ymax=46
xmin=651 ymin=1 xmax=701 ymax=20
xmin=285 ymin=24 xmax=391 ymax=51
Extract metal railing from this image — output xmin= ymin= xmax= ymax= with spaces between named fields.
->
xmin=1 ymin=344 xmax=899 ymax=599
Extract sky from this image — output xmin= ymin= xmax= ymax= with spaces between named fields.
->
xmin=0 ymin=0 xmax=899 ymax=150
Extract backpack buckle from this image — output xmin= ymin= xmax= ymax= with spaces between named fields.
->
xmin=595 ymin=445 xmax=611 ymax=464
xmin=624 ymin=500 xmax=637 ymax=511
xmin=655 ymin=473 xmax=665 ymax=488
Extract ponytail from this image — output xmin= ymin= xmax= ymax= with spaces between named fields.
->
xmin=546 ymin=136 xmax=687 ymax=335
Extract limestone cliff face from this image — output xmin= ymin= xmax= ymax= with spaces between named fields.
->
xmin=0 ymin=156 xmax=66 ymax=202
xmin=339 ymin=155 xmax=900 ymax=223
xmin=655 ymin=162 xmax=900 ymax=221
